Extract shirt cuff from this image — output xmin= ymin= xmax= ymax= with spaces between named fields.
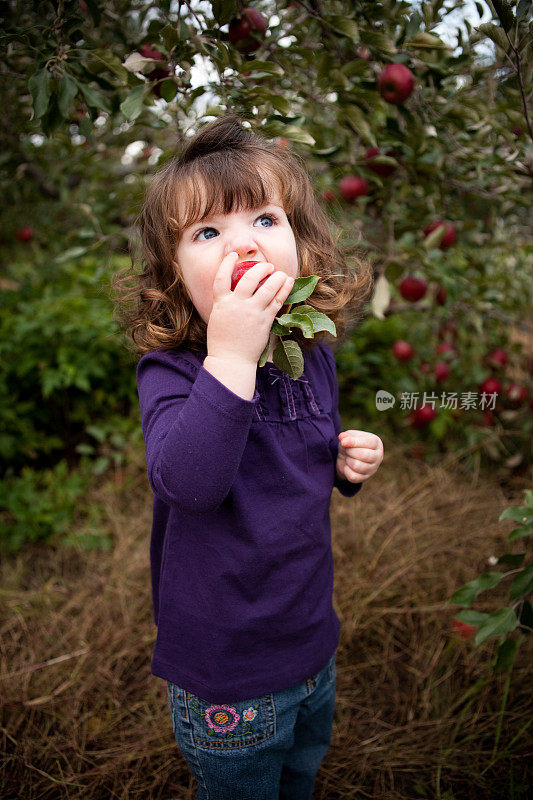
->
xmin=335 ymin=478 xmax=363 ymax=498
xmin=194 ymin=365 xmax=260 ymax=417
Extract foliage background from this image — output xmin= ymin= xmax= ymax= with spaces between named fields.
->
xmin=0 ymin=1 xmax=531 ymax=797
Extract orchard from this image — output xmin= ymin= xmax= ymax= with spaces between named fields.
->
xmin=1 ymin=0 xmax=532 ymax=797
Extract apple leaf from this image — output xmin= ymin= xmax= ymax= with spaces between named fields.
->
xmin=28 ymin=68 xmax=52 ymax=120
xmin=494 ymin=636 xmax=520 ymax=672
xmin=285 ymin=276 xmax=319 ymax=304
xmin=271 ymin=319 xmax=291 ymax=336
xmin=474 ymin=22 xmax=510 ymax=52
xmin=423 ymin=225 xmax=447 ymax=250
xmin=276 ymin=312 xmax=314 ymax=338
xmin=499 ymin=505 xmax=533 ymax=526
xmin=450 ymin=572 xmax=504 ymax=607
xmin=76 ymin=79 xmax=112 ymax=114
xmin=341 ymin=104 xmax=376 ymax=147
xmin=292 ymin=306 xmax=337 ymax=336
xmin=453 ymin=609 xmax=489 ymax=627
xmin=237 ymin=60 xmax=284 ymax=76
xmin=327 ymin=16 xmax=359 ymax=42
xmin=58 ymin=73 xmax=78 ymax=117
xmin=509 ymin=564 xmax=533 ymax=601
xmin=273 ymin=339 xmax=304 ymax=379
xmin=474 ymin=607 xmax=517 ymax=646
xmin=120 ymin=85 xmax=148 ymax=120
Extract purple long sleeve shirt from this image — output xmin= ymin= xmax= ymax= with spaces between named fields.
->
xmin=136 ymin=339 xmax=362 ymax=703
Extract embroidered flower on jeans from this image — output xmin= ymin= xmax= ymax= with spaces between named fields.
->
xmin=204 ymin=704 xmax=240 ymax=732
xmin=243 ymin=706 xmax=257 ymax=721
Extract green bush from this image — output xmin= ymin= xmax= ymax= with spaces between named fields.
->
xmin=0 ymin=253 xmax=139 ymax=551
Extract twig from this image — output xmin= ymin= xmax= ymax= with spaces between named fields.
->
xmin=2 ymin=647 xmax=89 ymax=680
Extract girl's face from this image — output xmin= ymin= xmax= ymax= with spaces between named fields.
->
xmin=175 ymin=197 xmax=299 ymax=324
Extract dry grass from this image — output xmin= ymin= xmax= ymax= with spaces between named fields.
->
xmin=1 ymin=438 xmax=531 ymax=800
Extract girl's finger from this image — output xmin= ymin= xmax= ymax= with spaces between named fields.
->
xmin=265 ymin=275 xmax=295 ymax=310
xmin=212 ymin=251 xmax=240 ymax=297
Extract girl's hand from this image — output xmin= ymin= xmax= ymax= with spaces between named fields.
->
xmin=207 ymin=252 xmax=295 ymax=366
xmin=335 ymin=430 xmax=384 ymax=484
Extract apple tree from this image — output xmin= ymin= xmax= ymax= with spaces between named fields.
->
xmin=1 ymin=0 xmax=532 ymax=549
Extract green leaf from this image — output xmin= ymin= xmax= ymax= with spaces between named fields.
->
xmin=28 ymin=68 xmax=52 ymax=120
xmin=271 ymin=319 xmax=291 ymax=336
xmin=120 ymin=84 xmax=147 ymax=121
xmin=258 ymin=339 xmax=270 ymax=368
xmin=474 ymin=22 xmax=510 ymax=51
xmin=262 ymin=123 xmax=315 ymax=146
xmin=75 ymin=79 xmax=112 ymax=114
xmin=497 ymin=552 xmax=526 ymax=567
xmin=499 ymin=505 xmax=533 ymax=525
xmin=342 ymin=104 xmax=376 ymax=147
xmin=58 ymin=73 xmax=78 ymax=117
xmin=423 ymin=225 xmax=447 ymax=250
xmin=275 ymin=312 xmax=314 ymax=338
xmin=494 ymin=637 xmax=520 ymax=671
xmin=91 ymin=50 xmax=130 ymax=82
xmin=454 ymin=609 xmax=489 ymax=626
xmin=517 ymin=0 xmax=532 ymax=23
xmin=292 ymin=306 xmax=337 ymax=336
xmin=237 ymin=60 xmax=284 ymax=76
xmin=518 ymin=599 xmax=533 ymax=632
xmin=159 ymin=79 xmax=178 ymax=103
xmin=450 ymin=572 xmax=504 ymax=607
xmin=273 ymin=339 xmax=304 ymax=379
xmin=475 ymin=607 xmax=517 ymax=645
xmin=510 ymin=564 xmax=533 ymax=601
xmin=285 ymin=276 xmax=319 ymax=304
xmin=327 ymin=16 xmax=359 ymax=41
xmin=508 ymin=525 xmax=533 ymax=541
xmin=491 ymin=0 xmax=515 ymax=32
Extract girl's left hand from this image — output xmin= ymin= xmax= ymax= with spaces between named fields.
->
xmin=335 ymin=430 xmax=383 ymax=484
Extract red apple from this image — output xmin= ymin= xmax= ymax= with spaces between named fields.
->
xmin=436 ymin=342 xmax=458 ymax=360
xmin=378 ymin=63 xmax=414 ymax=105
xmin=486 ymin=348 xmax=508 ymax=369
xmin=409 ymin=404 xmax=437 ymax=428
xmin=228 ymin=8 xmax=268 ymax=54
xmin=482 ymin=410 xmax=495 ymax=427
xmin=423 ymin=221 xmax=457 ymax=250
xmin=357 ymin=47 xmax=370 ymax=60
xmin=15 ymin=226 xmax=34 ymax=242
xmin=434 ymin=362 xmax=450 ymax=382
xmin=339 ymin=176 xmax=369 ymax=201
xmin=398 ymin=275 xmax=427 ymax=302
xmin=138 ymin=44 xmax=171 ymax=98
xmin=322 ymin=190 xmax=335 ymax=203
xmin=231 ymin=260 xmax=275 ymax=291
xmin=504 ymin=383 xmax=528 ymax=408
xmin=511 ymin=124 xmax=524 ymax=136
xmin=392 ymin=340 xmax=414 ymax=362
xmin=452 ymin=619 xmax=477 ymax=639
xmin=436 ymin=286 xmax=447 ymax=305
xmin=479 ymin=376 xmax=502 ymax=396
xmin=364 ymin=147 xmax=398 ymax=177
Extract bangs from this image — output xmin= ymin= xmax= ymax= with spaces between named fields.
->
xmin=169 ymin=149 xmax=292 ymax=236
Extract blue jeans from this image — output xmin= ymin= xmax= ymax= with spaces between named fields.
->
xmin=166 ymin=651 xmax=337 ymax=800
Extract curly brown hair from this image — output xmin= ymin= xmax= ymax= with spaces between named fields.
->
xmin=111 ymin=112 xmax=374 ymax=358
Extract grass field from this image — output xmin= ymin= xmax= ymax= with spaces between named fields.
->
xmin=1 ymin=435 xmax=531 ymax=799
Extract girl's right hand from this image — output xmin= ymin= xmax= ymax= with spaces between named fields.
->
xmin=206 ymin=252 xmax=295 ymax=366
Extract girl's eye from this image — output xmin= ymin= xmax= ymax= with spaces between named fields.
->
xmin=193 ymin=213 xmax=278 ymax=241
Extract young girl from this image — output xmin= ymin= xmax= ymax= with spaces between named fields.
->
xmin=114 ymin=112 xmax=383 ymax=800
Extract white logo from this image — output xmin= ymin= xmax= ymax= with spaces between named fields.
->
xmin=376 ymin=390 xmax=395 ymax=411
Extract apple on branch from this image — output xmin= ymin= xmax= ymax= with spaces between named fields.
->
xmin=378 ymin=63 xmax=414 ymax=105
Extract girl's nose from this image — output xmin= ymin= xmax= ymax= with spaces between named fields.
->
xmin=226 ymin=228 xmax=259 ymax=258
